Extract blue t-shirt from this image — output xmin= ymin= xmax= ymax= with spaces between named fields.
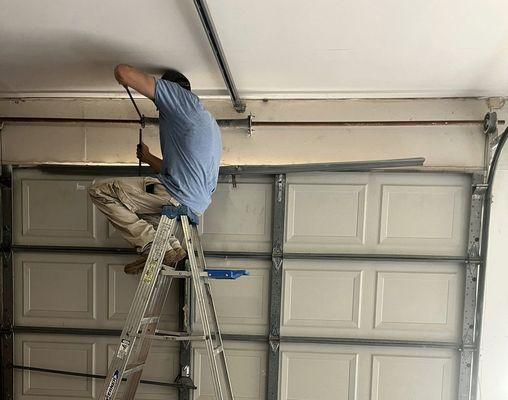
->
xmin=154 ymin=79 xmax=222 ymax=214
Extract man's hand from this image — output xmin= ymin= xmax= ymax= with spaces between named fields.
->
xmin=136 ymin=142 xmax=163 ymax=173
xmin=136 ymin=142 xmax=151 ymax=164
xmin=114 ymin=64 xmax=129 ymax=86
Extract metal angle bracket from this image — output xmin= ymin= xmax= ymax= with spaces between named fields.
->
xmin=483 ymin=112 xmax=501 ymax=175
xmin=458 ymin=350 xmax=475 ymax=400
xmin=272 ymin=258 xmax=282 ymax=272
xmin=458 ymin=171 xmax=486 ymax=400
xmin=462 ymin=261 xmax=480 ymax=344
xmin=247 ymin=114 xmax=254 ymax=136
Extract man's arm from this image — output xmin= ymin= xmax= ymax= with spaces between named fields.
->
xmin=115 ymin=64 xmax=156 ymax=100
xmin=137 ymin=142 xmax=163 ymax=173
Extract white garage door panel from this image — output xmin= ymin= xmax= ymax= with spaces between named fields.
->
xmin=286 ymin=183 xmax=367 ymax=247
xmin=283 ymin=268 xmax=362 ymax=330
xmin=14 ymin=171 xmax=273 ymax=251
xmin=375 ymin=271 xmax=459 ymax=333
xmin=193 ymin=258 xmax=270 ymax=335
xmin=379 ymin=184 xmax=466 ymax=254
xmin=371 ymin=353 xmax=455 ymax=400
xmin=281 ymin=349 xmax=358 ymax=400
xmin=285 ymin=172 xmax=470 ymax=255
xmin=106 ymin=341 xmax=179 ymax=400
xmin=279 ymin=344 xmax=458 ymax=400
xmin=281 ymin=260 xmax=463 ymax=342
xmin=13 ymin=170 xmax=129 ymax=247
xmin=14 ymin=253 xmax=179 ymax=330
xmin=192 ymin=341 xmax=267 ymax=400
xmin=21 ymin=178 xmax=95 ymax=239
xmin=200 ymin=178 xmax=273 ymax=252
xmin=14 ymin=334 xmax=179 ymax=400
xmin=18 ymin=339 xmax=95 ymax=399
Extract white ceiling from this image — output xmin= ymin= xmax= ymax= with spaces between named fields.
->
xmin=2 ymin=0 xmax=508 ymax=99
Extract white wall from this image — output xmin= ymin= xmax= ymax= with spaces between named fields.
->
xmin=0 ymin=97 xmax=496 ymax=169
xmin=477 ymin=147 xmax=508 ymax=400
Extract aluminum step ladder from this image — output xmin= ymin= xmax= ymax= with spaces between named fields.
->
xmin=99 ymin=205 xmax=248 ymax=400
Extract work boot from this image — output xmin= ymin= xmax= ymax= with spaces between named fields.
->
xmin=124 ymin=247 xmax=187 ymax=275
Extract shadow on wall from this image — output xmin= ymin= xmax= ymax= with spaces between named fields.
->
xmin=0 ymin=26 xmax=201 ymax=95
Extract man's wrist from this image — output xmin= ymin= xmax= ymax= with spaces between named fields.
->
xmin=146 ymin=153 xmax=156 ymax=165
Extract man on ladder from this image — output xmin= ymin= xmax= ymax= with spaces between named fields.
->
xmin=88 ymin=64 xmax=222 ymax=273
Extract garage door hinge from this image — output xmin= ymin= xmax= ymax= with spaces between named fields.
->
xmin=276 ymin=175 xmax=284 ymax=203
xmin=1 ymin=248 xmax=11 ymax=263
xmin=472 ymin=183 xmax=488 ymax=198
xmin=269 ymin=338 xmax=280 ymax=352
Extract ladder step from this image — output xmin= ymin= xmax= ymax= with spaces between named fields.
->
xmin=213 ymin=345 xmax=223 ymax=355
xmin=124 ymin=361 xmax=145 ymax=375
xmin=140 ymin=316 xmax=159 ymax=325
xmin=160 ymin=268 xmax=208 ymax=278
xmin=134 ymin=333 xmax=206 ymax=342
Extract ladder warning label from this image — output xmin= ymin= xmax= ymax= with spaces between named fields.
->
xmin=105 ymin=370 xmax=119 ymax=400
xmin=117 ymin=339 xmax=130 ymax=359
xmin=143 ymin=260 xmax=158 ymax=284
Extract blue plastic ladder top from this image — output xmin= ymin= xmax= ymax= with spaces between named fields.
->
xmin=206 ymin=269 xmax=249 ymax=280
xmin=162 ymin=204 xmax=200 ymax=225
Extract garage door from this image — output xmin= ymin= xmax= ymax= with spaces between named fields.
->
xmin=277 ymin=172 xmax=470 ymax=400
xmin=11 ymin=168 xmax=271 ymax=400
xmin=8 ymin=167 xmax=473 ymax=400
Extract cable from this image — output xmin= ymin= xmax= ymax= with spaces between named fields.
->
xmin=12 ymin=364 xmax=196 ymax=390
xmin=124 ymin=86 xmax=145 ymax=176
xmin=124 ymin=86 xmax=143 ymax=122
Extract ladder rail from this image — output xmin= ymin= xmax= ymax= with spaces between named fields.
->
xmin=182 ymin=216 xmax=225 ymax=400
xmin=99 ymin=215 xmax=177 ymax=400
xmin=123 ymin=273 xmax=174 ymax=399
xmin=192 ymin=226 xmax=234 ymax=400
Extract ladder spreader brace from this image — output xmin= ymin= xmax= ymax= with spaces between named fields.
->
xmin=99 ymin=205 xmax=248 ymax=400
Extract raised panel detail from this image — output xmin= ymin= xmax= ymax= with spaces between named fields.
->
xmin=194 ymin=259 xmax=270 ymax=335
xmin=107 ymin=342 xmax=179 ymax=398
xmin=281 ymin=259 xmax=463 ymax=341
xmin=21 ymin=179 xmax=95 ymax=238
xmin=379 ymin=185 xmax=466 ymax=252
xmin=284 ymin=172 xmax=469 ymax=255
xmin=193 ymin=343 xmax=267 ymax=400
xmin=21 ymin=340 xmax=94 ymax=397
xmin=108 ymin=264 xmax=179 ymax=328
xmin=375 ymin=271 xmax=459 ymax=333
xmin=286 ymin=184 xmax=366 ymax=246
xmin=283 ymin=268 xmax=362 ymax=330
xmin=23 ymin=260 xmax=95 ymax=319
xmin=280 ymin=350 xmax=358 ymax=400
xmin=201 ymin=182 xmax=272 ymax=252
xmin=371 ymin=354 xmax=454 ymax=400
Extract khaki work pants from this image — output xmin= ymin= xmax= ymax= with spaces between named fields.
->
xmin=88 ymin=177 xmax=182 ymax=253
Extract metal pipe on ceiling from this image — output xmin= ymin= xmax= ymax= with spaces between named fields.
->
xmin=192 ymin=0 xmax=246 ymax=113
